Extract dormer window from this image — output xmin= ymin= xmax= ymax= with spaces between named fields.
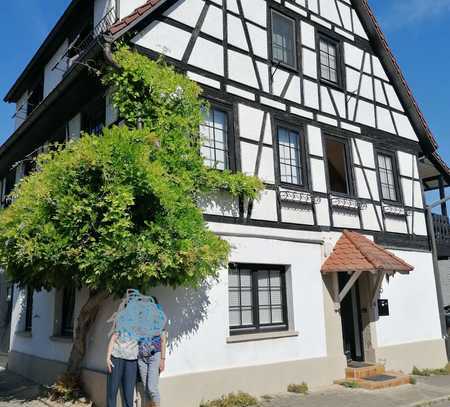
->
xmin=271 ymin=10 xmax=297 ymax=69
xmin=319 ymin=36 xmax=340 ymax=85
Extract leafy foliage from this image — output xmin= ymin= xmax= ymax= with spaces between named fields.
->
xmin=287 ymin=382 xmax=309 ymax=394
xmin=0 ymin=47 xmax=263 ymax=296
xmin=411 ymin=364 xmax=450 ymax=376
xmin=199 ymin=392 xmax=259 ymax=407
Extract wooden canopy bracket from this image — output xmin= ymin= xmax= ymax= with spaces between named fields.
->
xmin=332 ymin=270 xmax=363 ymax=311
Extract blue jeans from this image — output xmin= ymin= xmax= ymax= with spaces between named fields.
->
xmin=138 ymin=352 xmax=161 ymax=406
xmin=106 ymin=356 xmax=137 ymax=407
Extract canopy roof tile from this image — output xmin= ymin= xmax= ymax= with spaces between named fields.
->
xmin=321 ymin=230 xmax=414 ymax=274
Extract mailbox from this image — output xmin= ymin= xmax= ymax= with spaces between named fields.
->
xmin=378 ymin=299 xmax=390 ymax=316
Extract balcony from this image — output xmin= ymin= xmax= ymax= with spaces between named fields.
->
xmin=433 ymin=214 xmax=450 ymax=258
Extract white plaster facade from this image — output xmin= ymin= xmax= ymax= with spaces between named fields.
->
xmin=5 ymin=0 xmax=449 ymax=406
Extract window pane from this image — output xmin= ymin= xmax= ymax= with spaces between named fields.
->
xmin=271 ymin=290 xmax=282 ymax=305
xmin=258 ymin=289 xmax=270 ymax=306
xmin=229 ymin=309 xmax=240 ymax=326
xmin=270 ymin=271 xmax=281 ymax=287
xmin=258 ymin=270 xmax=269 ymax=287
xmin=241 ymin=289 xmax=252 ymax=307
xmin=278 ymin=127 xmax=302 ymax=185
xmin=325 ymin=138 xmax=349 ymax=194
xmin=242 ymin=309 xmax=253 ymax=325
xmin=272 ymin=306 xmax=283 ymax=323
xmin=229 ymin=290 xmax=240 ymax=307
xmin=320 ymin=38 xmax=338 ymax=83
xmin=272 ymin=12 xmax=295 ymax=67
xmin=259 ymin=307 xmax=271 ymax=324
xmin=200 ymin=108 xmax=229 ymax=170
xmin=229 ymin=269 xmax=239 ymax=287
xmin=240 ymin=270 xmax=252 ymax=287
xmin=378 ymin=154 xmax=397 ymax=201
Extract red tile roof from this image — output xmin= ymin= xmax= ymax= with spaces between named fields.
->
xmin=321 ymin=230 xmax=414 ymax=274
xmin=109 ymin=0 xmax=163 ymax=35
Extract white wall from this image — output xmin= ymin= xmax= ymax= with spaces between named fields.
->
xmin=118 ymin=0 xmax=146 ymax=19
xmin=438 ymin=259 xmax=450 ymax=307
xmin=10 ymin=286 xmax=86 ymax=363
xmin=130 ymin=0 xmax=421 ymax=143
xmin=44 ymin=40 xmax=69 ymax=98
xmin=10 ymin=226 xmax=330 ymax=378
xmin=94 ymin=0 xmax=116 ymax=27
xmin=375 ymin=250 xmax=442 ymax=347
xmin=85 ymin=233 xmax=328 ymax=375
xmin=15 ymin=92 xmax=28 ymax=129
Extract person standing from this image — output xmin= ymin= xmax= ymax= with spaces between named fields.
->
xmin=106 ymin=331 xmax=138 ymax=407
xmin=137 ymin=297 xmax=167 ymax=407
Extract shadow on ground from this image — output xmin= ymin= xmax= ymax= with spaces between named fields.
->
xmin=0 ymin=368 xmax=41 ymax=405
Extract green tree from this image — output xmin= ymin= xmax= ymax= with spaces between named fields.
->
xmin=0 ymin=47 xmax=263 ymax=380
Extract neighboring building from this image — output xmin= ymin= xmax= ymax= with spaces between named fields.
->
xmin=1 ymin=0 xmax=450 ymax=406
xmin=426 ymin=175 xmax=450 ymax=308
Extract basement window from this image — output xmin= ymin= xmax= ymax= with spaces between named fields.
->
xmin=229 ymin=264 xmax=288 ymax=335
xmin=325 ymin=136 xmax=352 ymax=195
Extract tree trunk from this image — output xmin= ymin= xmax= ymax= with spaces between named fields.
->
xmin=66 ymin=290 xmax=108 ymax=379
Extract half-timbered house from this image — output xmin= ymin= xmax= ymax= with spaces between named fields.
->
xmin=2 ymin=0 xmax=450 ymax=405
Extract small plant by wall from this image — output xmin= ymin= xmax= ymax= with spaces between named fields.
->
xmin=339 ymin=381 xmax=360 ymax=389
xmin=199 ymin=392 xmax=259 ymax=407
xmin=412 ymin=364 xmax=450 ymax=377
xmin=287 ymin=382 xmax=309 ymax=394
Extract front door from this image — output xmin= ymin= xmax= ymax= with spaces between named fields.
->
xmin=339 ymin=273 xmax=364 ymax=362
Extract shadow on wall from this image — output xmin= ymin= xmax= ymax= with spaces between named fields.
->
xmin=146 ymin=282 xmax=212 ymax=352
xmin=197 ymin=192 xmax=240 ymax=217
xmin=84 ymin=282 xmax=213 ymax=370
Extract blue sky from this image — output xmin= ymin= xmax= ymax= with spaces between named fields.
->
xmin=0 ymin=0 xmax=449 ymax=180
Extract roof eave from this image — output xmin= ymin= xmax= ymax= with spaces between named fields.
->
xmin=351 ymin=0 xmax=438 ymax=153
xmin=4 ymin=0 xmax=85 ymax=103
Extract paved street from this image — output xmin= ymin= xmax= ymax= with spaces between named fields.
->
xmin=259 ymin=376 xmax=450 ymax=407
xmin=0 ymin=368 xmax=41 ymax=407
xmin=0 ymin=362 xmax=450 ymax=407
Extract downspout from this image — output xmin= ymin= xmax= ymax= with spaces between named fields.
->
xmin=102 ymin=36 xmax=120 ymax=71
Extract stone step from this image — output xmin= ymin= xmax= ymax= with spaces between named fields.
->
xmin=345 ymin=362 xmax=385 ymax=379
xmin=335 ymin=371 xmax=411 ymax=390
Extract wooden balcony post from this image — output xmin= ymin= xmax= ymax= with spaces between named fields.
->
xmin=439 ymin=176 xmax=448 ymax=217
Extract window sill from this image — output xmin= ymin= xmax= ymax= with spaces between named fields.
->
xmin=16 ymin=331 xmax=32 ymax=338
xmin=49 ymin=335 xmax=73 ymax=343
xmin=227 ymin=330 xmax=299 ymax=344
